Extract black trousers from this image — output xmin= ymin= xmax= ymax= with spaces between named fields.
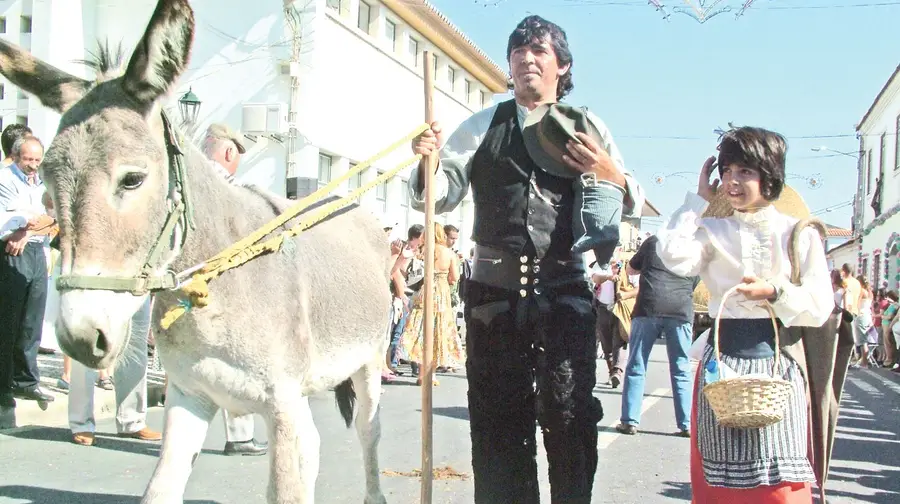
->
xmin=0 ymin=242 xmax=48 ymax=406
xmin=464 ymin=280 xmax=602 ymax=504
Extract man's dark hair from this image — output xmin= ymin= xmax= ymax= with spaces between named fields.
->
xmin=506 ymin=15 xmax=573 ymax=100
xmin=887 ymin=290 xmax=899 ymax=302
xmin=2 ymin=124 xmax=32 ymax=159
xmin=841 ymin=263 xmax=853 ymax=276
xmin=716 ymin=126 xmax=786 ymax=202
xmin=443 ymin=224 xmax=459 ymax=234
xmin=408 ymin=224 xmax=425 ymax=240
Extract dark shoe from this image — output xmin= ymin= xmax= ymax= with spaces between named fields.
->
xmin=615 ymin=423 xmax=637 ymax=435
xmin=676 ymin=429 xmax=690 ymax=438
xmin=610 ymin=375 xmax=621 ymax=389
xmin=13 ymin=387 xmax=55 ymax=402
xmin=223 ymin=439 xmax=268 ymax=456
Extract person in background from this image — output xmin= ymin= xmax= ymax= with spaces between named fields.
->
xmin=202 ymin=123 xmax=267 ymax=456
xmin=881 ymin=290 xmax=898 ymax=368
xmin=616 ymin=234 xmax=698 ymax=437
xmin=0 ymin=136 xmax=57 ymax=413
xmin=591 ymin=259 xmax=629 ymax=388
xmin=1 ymin=124 xmax=31 ymax=168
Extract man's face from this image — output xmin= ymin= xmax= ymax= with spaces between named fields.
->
xmin=508 ymin=36 xmax=568 ymax=102
xmin=15 ymin=139 xmax=43 ymax=174
xmin=205 ymin=137 xmax=241 ymax=175
xmin=446 ymin=231 xmax=458 ymax=248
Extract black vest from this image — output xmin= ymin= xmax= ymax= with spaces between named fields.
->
xmin=469 ymin=99 xmax=576 ymax=260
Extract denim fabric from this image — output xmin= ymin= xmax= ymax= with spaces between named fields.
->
xmin=389 ymin=303 xmax=409 ymax=368
xmin=571 ymin=182 xmax=624 ymax=265
xmin=620 ymin=316 xmax=693 ymax=431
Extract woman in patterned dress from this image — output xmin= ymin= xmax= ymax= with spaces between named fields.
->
xmin=656 ymin=127 xmax=833 ymax=503
xmin=401 ymin=223 xmax=466 ymax=386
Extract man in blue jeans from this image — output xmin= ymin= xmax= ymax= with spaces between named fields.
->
xmin=616 ymin=234 xmax=699 ymax=437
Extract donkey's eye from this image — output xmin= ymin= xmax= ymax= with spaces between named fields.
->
xmin=120 ymin=172 xmax=146 ymax=190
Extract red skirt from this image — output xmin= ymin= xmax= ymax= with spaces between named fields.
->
xmin=690 ymin=367 xmax=812 ymax=504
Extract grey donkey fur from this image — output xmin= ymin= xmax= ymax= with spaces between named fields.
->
xmin=0 ymin=1 xmax=392 ymax=503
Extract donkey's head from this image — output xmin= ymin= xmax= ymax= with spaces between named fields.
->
xmin=0 ymin=0 xmax=195 ymax=369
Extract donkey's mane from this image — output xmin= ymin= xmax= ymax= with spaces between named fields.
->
xmin=74 ymin=40 xmax=128 ymax=83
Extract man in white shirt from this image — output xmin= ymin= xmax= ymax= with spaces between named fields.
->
xmin=201 ymin=123 xmax=267 ymax=456
xmin=592 ymin=260 xmax=627 ymax=388
xmin=0 ymin=135 xmax=56 ymax=410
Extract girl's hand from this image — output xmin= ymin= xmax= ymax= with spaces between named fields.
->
xmin=698 ymin=156 xmax=720 ymax=202
xmin=736 ymin=275 xmax=777 ymax=301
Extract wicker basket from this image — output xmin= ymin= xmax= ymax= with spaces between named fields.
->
xmin=702 ymin=285 xmax=793 ymax=429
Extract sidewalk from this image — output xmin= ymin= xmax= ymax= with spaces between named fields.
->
xmin=0 ymin=350 xmax=166 ymax=431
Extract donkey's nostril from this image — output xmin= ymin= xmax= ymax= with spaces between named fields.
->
xmin=94 ymin=329 xmax=110 ymax=357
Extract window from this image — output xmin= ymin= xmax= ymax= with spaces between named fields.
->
xmin=447 ymin=67 xmax=456 ymax=90
xmin=432 ymin=54 xmax=439 ymax=78
xmin=866 ymin=149 xmax=873 ymax=194
xmin=357 ymin=1 xmax=371 ymax=33
xmin=408 ymin=37 xmax=420 ymax=67
xmin=347 ymin=163 xmax=363 ymax=192
xmin=20 ymin=16 xmax=31 ymax=34
xmin=384 ymin=19 xmax=396 ymax=48
xmin=880 ymin=132 xmax=887 ymax=177
xmin=0 ymin=17 xmax=6 ymax=33
xmin=0 ymin=84 xmax=4 ymax=99
xmin=317 ymin=154 xmax=333 ymax=188
xmin=464 ymin=79 xmax=472 ymax=101
xmin=376 ymin=171 xmax=387 ymax=211
xmin=15 ymin=115 xmax=27 ymax=126
xmin=895 ymin=115 xmax=900 ymax=171
xmin=479 ymin=90 xmax=486 ymax=108
xmin=325 ymin=0 xmax=341 ymax=12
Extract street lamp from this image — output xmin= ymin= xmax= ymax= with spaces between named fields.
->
xmin=178 ymin=88 xmax=201 ymax=125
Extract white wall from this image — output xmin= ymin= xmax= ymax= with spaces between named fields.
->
xmin=856 ymin=70 xmax=900 ymax=289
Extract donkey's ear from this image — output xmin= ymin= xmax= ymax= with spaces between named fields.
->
xmin=122 ymin=0 xmax=194 ymax=111
xmin=0 ymin=39 xmax=90 ymax=114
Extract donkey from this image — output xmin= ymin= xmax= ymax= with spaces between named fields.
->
xmin=0 ymin=1 xmax=392 ymax=503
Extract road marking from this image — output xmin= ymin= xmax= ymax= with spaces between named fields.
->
xmin=862 ymin=368 xmax=900 ymax=396
xmin=596 ymin=387 xmax=670 ymax=450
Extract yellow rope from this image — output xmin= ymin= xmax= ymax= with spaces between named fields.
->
xmin=160 ymin=123 xmax=430 ymax=329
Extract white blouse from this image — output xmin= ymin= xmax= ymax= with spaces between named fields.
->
xmin=656 ymin=192 xmax=833 ymax=328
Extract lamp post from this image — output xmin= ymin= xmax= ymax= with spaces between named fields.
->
xmin=178 ymin=88 xmax=201 ymax=126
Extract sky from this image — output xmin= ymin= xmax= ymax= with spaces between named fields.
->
xmin=427 ymin=0 xmax=900 ymax=231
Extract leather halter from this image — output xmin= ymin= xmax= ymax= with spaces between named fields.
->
xmin=55 ymin=110 xmax=195 ymax=295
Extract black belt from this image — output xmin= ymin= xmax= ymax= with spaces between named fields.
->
xmin=472 ymin=244 xmax=587 ymax=295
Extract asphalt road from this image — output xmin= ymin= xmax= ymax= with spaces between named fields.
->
xmin=1 ymin=341 xmax=897 ymax=503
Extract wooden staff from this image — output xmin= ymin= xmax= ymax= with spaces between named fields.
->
xmin=420 ymin=49 xmax=436 ymax=504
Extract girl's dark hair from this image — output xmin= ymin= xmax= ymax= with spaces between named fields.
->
xmin=716 ymin=126 xmax=787 ymax=201
xmin=887 ymin=290 xmax=899 ymax=302
xmin=506 ymin=15 xmax=573 ymax=100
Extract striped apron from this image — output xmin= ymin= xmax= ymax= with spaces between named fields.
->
xmin=696 ymin=319 xmax=816 ymax=489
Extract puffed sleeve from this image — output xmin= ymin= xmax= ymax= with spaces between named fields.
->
xmin=767 ymin=226 xmax=834 ymax=328
xmin=655 ymin=192 xmax=715 ymax=278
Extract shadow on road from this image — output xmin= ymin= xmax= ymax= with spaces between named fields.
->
xmin=0 ymin=486 xmax=220 ymax=504
xmin=1 ymin=426 xmax=223 ymax=457
xmin=428 ymin=406 xmax=469 ymax=421
xmin=658 ymin=480 xmax=691 ymax=501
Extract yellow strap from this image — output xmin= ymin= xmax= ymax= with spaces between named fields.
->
xmin=160 ymin=123 xmax=431 ymax=329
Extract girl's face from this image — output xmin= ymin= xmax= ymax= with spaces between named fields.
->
xmin=721 ymin=163 xmax=767 ymax=211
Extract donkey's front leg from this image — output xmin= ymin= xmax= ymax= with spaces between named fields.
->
xmin=266 ymin=397 xmax=318 ymax=504
xmin=352 ymin=360 xmax=387 ymax=504
xmin=141 ymin=384 xmax=217 ymax=504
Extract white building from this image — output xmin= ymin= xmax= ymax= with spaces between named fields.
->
xmin=854 ymin=63 xmax=900 ymax=292
xmin=0 ymin=0 xmax=510 ymax=254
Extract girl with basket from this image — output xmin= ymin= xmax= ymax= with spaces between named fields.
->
xmin=656 ymin=127 xmax=834 ymax=503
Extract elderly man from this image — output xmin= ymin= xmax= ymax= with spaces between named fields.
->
xmin=409 ymin=14 xmax=644 ymax=503
xmin=0 ymin=135 xmax=57 ymax=413
xmin=201 ymin=123 xmax=267 ymax=456
xmin=1 ymin=124 xmax=32 ymax=168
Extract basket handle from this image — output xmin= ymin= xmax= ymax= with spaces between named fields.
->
xmin=712 ymin=285 xmax=782 ymax=379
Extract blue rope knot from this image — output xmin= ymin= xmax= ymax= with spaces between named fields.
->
xmin=279 ymin=235 xmax=297 ymax=255
xmin=177 ymin=298 xmax=193 ymax=313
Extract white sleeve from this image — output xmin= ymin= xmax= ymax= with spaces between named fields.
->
xmin=586 ymin=110 xmax=645 ymax=219
xmin=655 ymin=192 xmax=715 ymax=278
xmin=767 ymin=226 xmax=835 ymax=327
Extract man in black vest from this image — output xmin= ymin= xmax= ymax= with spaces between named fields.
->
xmin=408 ymin=15 xmax=644 ymax=504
